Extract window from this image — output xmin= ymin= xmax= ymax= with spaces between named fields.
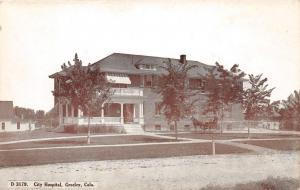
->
xmin=201 ymin=80 xmax=206 ymax=93
xmin=155 ymin=102 xmax=162 ymax=115
xmin=138 ymin=64 xmax=156 ymax=71
xmin=129 ymin=75 xmax=141 ymax=87
xmin=17 ymin=122 xmax=20 ymax=130
xmin=104 ymin=103 xmax=121 ymax=117
xmin=155 ymin=125 xmax=161 ymax=130
xmin=1 ymin=122 xmax=5 ymax=130
xmin=189 ymin=79 xmax=202 ymax=89
xmin=74 ymin=107 xmax=78 ymax=117
xmin=144 ymin=75 xmax=152 ymax=87
xmin=189 ymin=78 xmax=206 ymax=92
xmin=67 ymin=104 xmax=72 ymax=117
xmin=62 ymin=104 xmax=66 ymax=117
xmin=152 ymin=76 xmax=159 ymax=87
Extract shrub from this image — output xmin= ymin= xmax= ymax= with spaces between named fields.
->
xmin=200 ymin=177 xmax=299 ymax=190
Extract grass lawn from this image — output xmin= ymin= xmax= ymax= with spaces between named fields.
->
xmin=238 ymin=140 xmax=300 ymax=151
xmin=161 ymin=132 xmax=300 ymax=140
xmin=0 ymin=142 xmax=250 ymax=167
xmin=0 ymin=128 xmax=89 ymax=142
xmin=0 ymin=135 xmax=179 ymax=150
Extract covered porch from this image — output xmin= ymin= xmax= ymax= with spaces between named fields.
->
xmin=60 ymin=101 xmax=144 ymax=126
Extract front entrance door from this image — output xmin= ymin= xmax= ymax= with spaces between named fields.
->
xmin=123 ymin=104 xmax=134 ymax=123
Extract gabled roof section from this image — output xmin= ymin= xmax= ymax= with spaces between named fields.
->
xmin=0 ymin=101 xmax=13 ymax=120
xmin=90 ymin=53 xmax=214 ymax=77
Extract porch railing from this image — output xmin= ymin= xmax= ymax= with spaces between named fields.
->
xmin=63 ymin=117 xmax=79 ymax=125
xmin=103 ymin=117 xmax=121 ymax=124
xmin=112 ymin=88 xmax=143 ymax=96
xmin=63 ymin=117 xmax=122 ymax=125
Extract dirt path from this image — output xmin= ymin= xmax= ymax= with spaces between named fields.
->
xmin=0 ymin=152 xmax=298 ymax=190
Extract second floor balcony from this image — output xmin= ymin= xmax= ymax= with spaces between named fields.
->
xmin=112 ymin=88 xmax=143 ymax=97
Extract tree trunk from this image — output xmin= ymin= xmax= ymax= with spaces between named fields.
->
xmin=87 ymin=115 xmax=91 ymax=144
xmin=174 ymin=121 xmax=178 ymax=140
xmin=217 ymin=111 xmax=223 ymax=134
xmin=247 ymin=121 xmax=251 ymax=139
xmin=220 ymin=107 xmax=224 ymax=134
xmin=211 ymin=135 xmax=215 ymax=155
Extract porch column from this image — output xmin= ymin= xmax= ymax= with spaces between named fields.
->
xmin=66 ymin=103 xmax=69 ymax=117
xmin=71 ymin=105 xmax=74 ymax=124
xmin=133 ymin=104 xmax=136 ymax=122
xmin=71 ymin=105 xmax=74 ymax=117
xmin=140 ymin=75 xmax=144 ymax=87
xmin=120 ymin=103 xmax=124 ymax=124
xmin=139 ymin=102 xmax=144 ymax=124
xmin=58 ymin=100 xmax=63 ymax=126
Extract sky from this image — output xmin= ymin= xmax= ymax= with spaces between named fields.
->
xmin=0 ymin=0 xmax=299 ymax=112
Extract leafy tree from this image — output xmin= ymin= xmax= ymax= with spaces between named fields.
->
xmin=203 ymin=62 xmax=245 ymax=133
xmin=157 ymin=58 xmax=198 ymax=140
xmin=242 ymin=74 xmax=275 ymax=137
xmin=44 ymin=107 xmax=59 ymax=128
xmin=34 ymin=110 xmax=45 ymax=128
xmin=35 ymin=110 xmax=45 ymax=119
xmin=280 ymin=90 xmax=300 ymax=130
xmin=53 ymin=53 xmax=113 ymax=144
xmin=14 ymin=106 xmax=35 ymax=120
xmin=263 ymin=100 xmax=281 ymax=120
xmin=243 ymin=74 xmax=275 ymax=120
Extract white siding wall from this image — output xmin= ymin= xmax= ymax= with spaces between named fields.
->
xmin=0 ymin=120 xmax=35 ymax=132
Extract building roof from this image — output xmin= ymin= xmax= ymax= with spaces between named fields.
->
xmin=0 ymin=101 xmax=13 ymax=120
xmin=90 ymin=53 xmax=214 ymax=77
xmin=49 ymin=53 xmax=215 ymax=78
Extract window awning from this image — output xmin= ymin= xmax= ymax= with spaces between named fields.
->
xmin=105 ymin=73 xmax=131 ymax=84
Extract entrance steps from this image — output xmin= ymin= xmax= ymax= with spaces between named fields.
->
xmin=48 ymin=126 xmax=65 ymax=133
xmin=123 ymin=124 xmax=144 ymax=134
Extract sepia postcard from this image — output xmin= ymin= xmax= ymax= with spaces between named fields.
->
xmin=0 ymin=0 xmax=299 ymax=189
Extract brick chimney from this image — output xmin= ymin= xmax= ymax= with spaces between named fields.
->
xmin=179 ymin=54 xmax=186 ymax=64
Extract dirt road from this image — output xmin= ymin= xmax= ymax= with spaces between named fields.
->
xmin=0 ymin=152 xmax=298 ymax=190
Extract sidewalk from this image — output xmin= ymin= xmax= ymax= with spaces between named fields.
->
xmin=218 ymin=141 xmax=276 ymax=153
xmin=0 ymin=133 xmax=132 ymax=145
xmin=2 ymin=131 xmax=300 ymax=154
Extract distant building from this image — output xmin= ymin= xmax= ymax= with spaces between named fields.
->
xmin=0 ymin=101 xmax=35 ymax=132
xmin=49 ymin=53 xmax=244 ymax=133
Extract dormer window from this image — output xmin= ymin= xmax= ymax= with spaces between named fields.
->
xmin=189 ymin=78 xmax=206 ymax=92
xmin=189 ymin=79 xmax=202 ymax=89
xmin=137 ymin=64 xmax=156 ymax=71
